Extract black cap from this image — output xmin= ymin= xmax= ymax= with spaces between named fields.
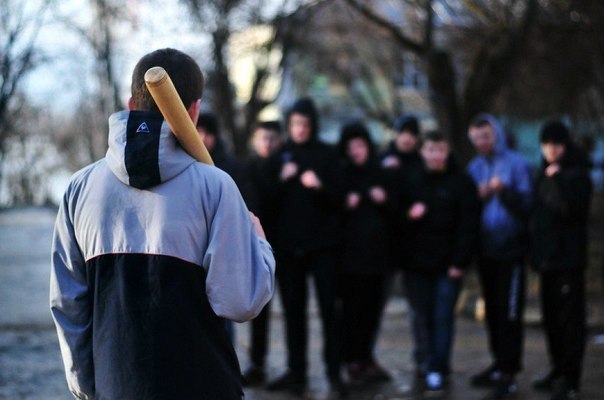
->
xmin=393 ymin=114 xmax=420 ymax=136
xmin=197 ymin=112 xmax=220 ymax=137
xmin=540 ymin=120 xmax=570 ymax=145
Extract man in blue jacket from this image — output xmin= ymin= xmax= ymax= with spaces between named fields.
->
xmin=466 ymin=113 xmax=533 ymax=400
xmin=50 ymin=48 xmax=275 ymax=400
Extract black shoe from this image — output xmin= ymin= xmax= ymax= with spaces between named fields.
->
xmin=241 ymin=365 xmax=265 ymax=386
xmin=482 ymin=377 xmax=518 ymax=399
xmin=364 ymin=361 xmax=391 ymax=383
xmin=266 ymin=371 xmax=306 ymax=396
xmin=329 ymin=376 xmax=350 ymax=398
xmin=471 ymin=365 xmax=502 ymax=387
xmin=533 ymin=371 xmax=559 ymax=391
xmin=551 ymin=378 xmax=581 ymax=400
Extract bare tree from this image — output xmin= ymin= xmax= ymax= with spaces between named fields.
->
xmin=181 ymin=0 xmax=312 ymax=157
xmin=57 ymin=0 xmax=129 ymax=162
xmin=0 ymin=0 xmax=53 ymax=202
xmin=343 ymin=0 xmax=538 ymax=160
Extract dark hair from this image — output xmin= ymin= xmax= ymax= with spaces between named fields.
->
xmin=421 ymin=130 xmax=449 ymax=145
xmin=540 ymin=119 xmax=570 ymax=145
xmin=196 ymin=112 xmax=220 ymax=136
xmin=469 ymin=115 xmax=493 ymax=129
xmin=393 ymin=114 xmax=419 ymax=136
xmin=254 ymin=120 xmax=282 ymax=133
xmin=338 ymin=121 xmax=375 ymax=160
xmin=131 ymin=48 xmax=204 ymax=112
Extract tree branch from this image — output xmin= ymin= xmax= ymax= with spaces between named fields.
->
xmin=344 ymin=0 xmax=424 ymax=54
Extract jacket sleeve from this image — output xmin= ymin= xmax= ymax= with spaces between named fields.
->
xmin=203 ymin=175 xmax=276 ymax=323
xmin=49 ymin=190 xmax=95 ymax=400
xmin=451 ymin=175 xmax=482 ymax=268
xmin=499 ymin=158 xmax=533 ymax=220
xmin=542 ymin=168 xmax=592 ymax=220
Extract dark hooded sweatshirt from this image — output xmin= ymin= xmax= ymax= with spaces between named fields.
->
xmin=531 ymin=145 xmax=592 ymax=271
xmin=267 ymin=138 xmax=344 ymax=256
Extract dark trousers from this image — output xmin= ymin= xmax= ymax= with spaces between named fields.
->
xmin=404 ymin=270 xmax=462 ymax=375
xmin=277 ymin=249 xmax=340 ymax=379
xmin=540 ymin=268 xmax=586 ymax=390
xmin=478 ymin=257 xmax=526 ymax=374
xmin=248 ymin=303 xmax=270 ymax=367
xmin=339 ymin=273 xmax=386 ymax=364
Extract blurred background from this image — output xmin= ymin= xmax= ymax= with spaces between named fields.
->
xmin=2 ymin=0 xmax=604 ymax=206
xmin=1 ymin=0 xmax=603 ymax=398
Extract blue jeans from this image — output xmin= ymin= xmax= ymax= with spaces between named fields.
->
xmin=404 ymin=270 xmax=462 ymax=375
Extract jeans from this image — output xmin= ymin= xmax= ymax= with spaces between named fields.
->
xmin=404 ymin=270 xmax=462 ymax=375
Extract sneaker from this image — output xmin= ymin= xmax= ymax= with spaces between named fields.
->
xmin=241 ymin=365 xmax=265 ymax=386
xmin=551 ymin=378 xmax=581 ymax=400
xmin=532 ymin=370 xmax=559 ymax=391
xmin=482 ymin=377 xmax=518 ymax=399
xmin=329 ymin=376 xmax=350 ymax=398
xmin=364 ymin=360 xmax=391 ymax=383
xmin=265 ymin=371 xmax=306 ymax=396
xmin=424 ymin=372 xmax=446 ymax=397
xmin=471 ymin=365 xmax=502 ymax=387
xmin=346 ymin=362 xmax=365 ymax=384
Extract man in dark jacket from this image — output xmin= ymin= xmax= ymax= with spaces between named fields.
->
xmin=241 ymin=120 xmax=284 ymax=386
xmin=265 ymin=97 xmax=347 ymax=396
xmin=531 ymin=120 xmax=592 ymax=400
xmin=337 ymin=121 xmax=393 ymax=384
xmin=400 ymin=131 xmax=481 ymax=397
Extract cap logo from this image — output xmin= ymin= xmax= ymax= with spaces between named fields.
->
xmin=136 ymin=122 xmax=151 ymax=134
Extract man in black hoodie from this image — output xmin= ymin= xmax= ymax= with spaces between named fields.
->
xmin=265 ymin=98 xmax=347 ymax=396
xmin=531 ymin=120 xmax=592 ymax=400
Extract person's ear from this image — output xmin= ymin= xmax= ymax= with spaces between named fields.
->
xmin=188 ymin=99 xmax=202 ymax=125
xmin=128 ymin=97 xmax=136 ymax=110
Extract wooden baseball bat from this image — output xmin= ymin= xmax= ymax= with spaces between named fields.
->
xmin=144 ymin=66 xmax=214 ymax=165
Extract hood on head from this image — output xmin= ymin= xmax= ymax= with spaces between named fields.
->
xmin=106 ymin=110 xmax=196 ymax=189
xmin=472 ymin=112 xmax=509 ymax=154
xmin=287 ymin=97 xmax=319 ymax=140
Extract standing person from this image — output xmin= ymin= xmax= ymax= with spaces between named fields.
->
xmin=241 ymin=120 xmax=284 ymax=386
xmin=337 ymin=122 xmax=392 ymax=385
xmin=379 ymin=114 xmax=424 ymax=358
xmin=466 ymin=113 xmax=533 ymax=399
xmin=399 ymin=131 xmax=481 ymax=397
xmin=265 ymin=97 xmax=347 ymax=396
xmin=380 ymin=114 xmax=423 ymax=173
xmin=531 ymin=120 xmax=592 ymax=400
xmin=50 ymin=48 xmax=276 ymax=400
xmin=196 ymin=112 xmax=246 ymax=188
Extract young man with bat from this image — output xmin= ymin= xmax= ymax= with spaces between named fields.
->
xmin=50 ymin=48 xmax=275 ymax=399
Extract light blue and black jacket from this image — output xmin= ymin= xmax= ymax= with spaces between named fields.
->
xmin=466 ymin=113 xmax=533 ymax=261
xmin=50 ymin=110 xmax=275 ymax=400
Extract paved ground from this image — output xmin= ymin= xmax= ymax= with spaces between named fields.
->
xmin=1 ymin=207 xmax=603 ymax=400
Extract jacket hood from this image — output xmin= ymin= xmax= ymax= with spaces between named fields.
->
xmin=473 ymin=112 xmax=509 ymax=155
xmin=106 ymin=110 xmax=197 ymax=189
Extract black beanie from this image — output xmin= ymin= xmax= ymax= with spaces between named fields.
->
xmin=287 ymin=97 xmax=319 ymax=138
xmin=393 ymin=114 xmax=420 ymax=136
xmin=540 ymin=120 xmax=570 ymax=145
xmin=197 ymin=112 xmax=220 ymax=137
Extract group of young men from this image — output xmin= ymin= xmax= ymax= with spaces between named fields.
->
xmin=50 ymin=48 xmax=592 ymax=400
